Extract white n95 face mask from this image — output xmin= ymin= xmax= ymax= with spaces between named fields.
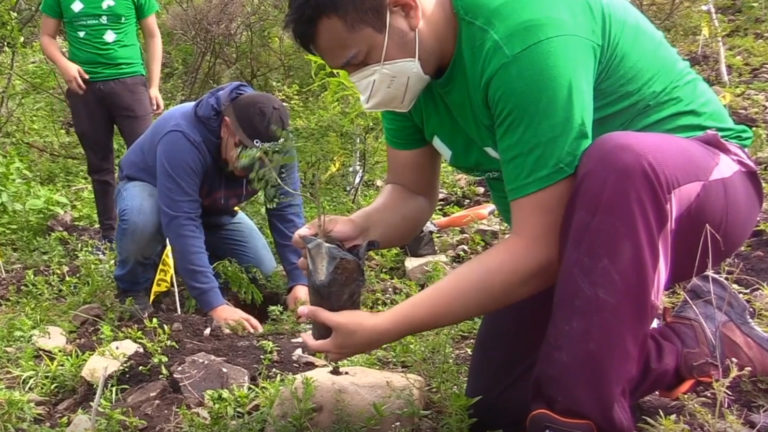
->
xmin=349 ymin=9 xmax=431 ymax=112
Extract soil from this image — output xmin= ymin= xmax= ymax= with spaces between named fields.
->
xmin=51 ymin=312 xmax=316 ymax=431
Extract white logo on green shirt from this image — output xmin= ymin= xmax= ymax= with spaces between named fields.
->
xmin=103 ymin=30 xmax=116 ymax=43
xmin=70 ymin=0 xmax=83 ymax=13
xmin=102 ymin=0 xmax=115 ymax=8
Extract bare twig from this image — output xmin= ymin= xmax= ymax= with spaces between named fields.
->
xmin=90 ymin=366 xmax=108 ymax=430
xmin=704 ymin=2 xmax=730 ymax=86
xmin=25 ymin=141 xmax=81 ymax=160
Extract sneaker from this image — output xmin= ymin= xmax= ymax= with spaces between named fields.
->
xmin=92 ymin=237 xmax=114 ymax=259
xmin=117 ymin=292 xmax=153 ymax=320
xmin=527 ymin=409 xmax=596 ymax=432
xmin=660 ymin=273 xmax=768 ymax=398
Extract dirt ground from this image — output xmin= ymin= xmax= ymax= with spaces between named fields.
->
xmin=50 ymin=312 xmax=316 ymax=430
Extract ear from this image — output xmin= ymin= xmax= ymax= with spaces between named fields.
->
xmin=389 ymin=0 xmax=421 ymax=30
xmin=221 ymin=116 xmax=232 ymax=139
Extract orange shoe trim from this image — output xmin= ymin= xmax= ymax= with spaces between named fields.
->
xmin=527 ymin=409 xmax=597 ymax=432
xmin=659 ymin=378 xmax=697 ymax=399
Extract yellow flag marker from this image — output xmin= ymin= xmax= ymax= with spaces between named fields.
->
xmin=718 ymin=92 xmax=732 ymax=105
xmin=701 ymin=19 xmax=710 ymax=38
xmin=150 ymin=239 xmax=181 ymax=314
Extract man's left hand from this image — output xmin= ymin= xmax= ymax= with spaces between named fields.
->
xmin=149 ymin=87 xmax=164 ymax=115
xmin=286 ymin=284 xmax=310 ymax=318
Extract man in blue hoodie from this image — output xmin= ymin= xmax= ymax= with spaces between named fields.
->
xmin=115 ymin=82 xmax=308 ymax=331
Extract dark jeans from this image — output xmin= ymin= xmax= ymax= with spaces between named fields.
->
xmin=66 ymin=75 xmax=153 ymax=240
xmin=466 ymin=131 xmax=763 ymax=432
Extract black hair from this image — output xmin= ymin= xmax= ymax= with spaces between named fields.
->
xmin=284 ymin=0 xmax=388 ymax=54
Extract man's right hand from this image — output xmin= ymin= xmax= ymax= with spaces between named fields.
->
xmin=292 ymin=216 xmax=368 ymax=272
xmin=59 ymin=60 xmax=89 ymax=94
xmin=208 ymin=304 xmax=263 ymax=333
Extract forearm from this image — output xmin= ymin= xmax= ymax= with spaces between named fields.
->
xmin=144 ymin=34 xmax=162 ymax=90
xmin=351 ymin=183 xmax=436 ymax=249
xmin=383 ymin=234 xmax=558 ymax=340
xmin=40 ymin=35 xmax=70 ymax=70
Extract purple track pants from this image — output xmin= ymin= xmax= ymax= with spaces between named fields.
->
xmin=466 ymin=131 xmax=763 ymax=431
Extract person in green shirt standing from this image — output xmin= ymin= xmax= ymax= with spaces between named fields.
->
xmin=283 ymin=0 xmax=768 ymax=431
xmin=40 ymin=0 xmax=163 ymax=245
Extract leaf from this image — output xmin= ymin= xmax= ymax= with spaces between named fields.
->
xmin=24 ymin=199 xmax=44 ymax=210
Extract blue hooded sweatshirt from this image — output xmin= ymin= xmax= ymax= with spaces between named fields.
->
xmin=118 ymin=82 xmax=307 ymax=312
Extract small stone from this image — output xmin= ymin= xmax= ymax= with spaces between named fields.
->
xmin=72 ymin=304 xmax=104 ymax=326
xmin=404 ymin=255 xmax=450 ymax=283
xmin=291 ymin=348 xmax=328 ymax=367
xmin=66 ymin=414 xmax=92 ymax=432
xmin=290 ymin=337 xmax=303 ymax=343
xmin=33 ymin=326 xmax=68 ymax=352
xmin=455 ymin=245 xmax=471 ymax=256
xmin=171 ymin=322 xmax=183 ymax=332
xmin=109 ymin=339 xmax=143 ymax=358
xmin=27 ymin=394 xmax=47 ymax=405
xmin=472 ymin=223 xmax=503 ymax=244
xmin=118 ymin=381 xmax=171 ymax=410
xmin=203 ymin=326 xmax=211 ymax=337
xmin=56 ymin=397 xmax=79 ymax=413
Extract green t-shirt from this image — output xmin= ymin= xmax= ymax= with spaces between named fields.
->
xmin=40 ymin=0 xmax=159 ymax=81
xmin=382 ymin=0 xmax=753 ymax=224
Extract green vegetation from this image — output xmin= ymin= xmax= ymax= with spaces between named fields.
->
xmin=0 ymin=0 xmax=766 ymax=430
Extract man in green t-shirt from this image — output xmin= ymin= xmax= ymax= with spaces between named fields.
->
xmin=284 ymin=0 xmax=768 ymax=431
xmin=40 ymin=0 xmax=163 ymax=244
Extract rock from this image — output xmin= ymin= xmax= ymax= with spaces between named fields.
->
xmin=171 ymin=352 xmax=249 ymax=405
xmin=171 ymin=322 xmax=183 ymax=332
xmin=291 ymin=348 xmax=328 ymax=367
xmin=66 ymin=414 xmax=92 ymax=432
xmin=33 ymin=326 xmax=69 ymax=352
xmin=80 ymin=339 xmax=143 ymax=384
xmin=81 ymin=355 xmax=122 ymax=385
xmin=108 ymin=339 xmax=143 ymax=358
xmin=454 ymin=245 xmax=471 ymax=256
xmin=48 ymin=211 xmax=74 ymax=232
xmin=269 ymin=366 xmax=426 ymax=431
xmin=404 ymin=255 xmax=450 ymax=283
xmin=27 ymin=394 xmax=48 ymax=405
xmin=471 ymin=223 xmax=503 ymax=244
xmin=72 ymin=304 xmax=104 ymax=326
xmin=118 ymin=381 xmax=171 ymax=410
xmin=56 ymin=396 xmax=79 ymax=413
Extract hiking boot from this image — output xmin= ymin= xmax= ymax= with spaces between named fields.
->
xmin=661 ymin=273 xmax=768 ymax=398
xmin=117 ymin=292 xmax=153 ymax=320
xmin=527 ymin=409 xmax=596 ymax=432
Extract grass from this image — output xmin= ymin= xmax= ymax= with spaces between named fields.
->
xmin=0 ymin=1 xmax=767 ymax=431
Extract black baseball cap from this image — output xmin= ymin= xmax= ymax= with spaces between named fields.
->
xmin=223 ymin=92 xmax=290 ymax=149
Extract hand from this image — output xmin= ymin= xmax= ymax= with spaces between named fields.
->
xmin=148 ymin=87 xmax=164 ymax=115
xmin=292 ymin=216 xmax=368 ymax=272
xmin=286 ymin=284 xmax=310 ymax=317
xmin=208 ymin=304 xmax=263 ymax=333
xmin=297 ymin=305 xmax=394 ymax=362
xmin=59 ymin=60 xmax=88 ymax=94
